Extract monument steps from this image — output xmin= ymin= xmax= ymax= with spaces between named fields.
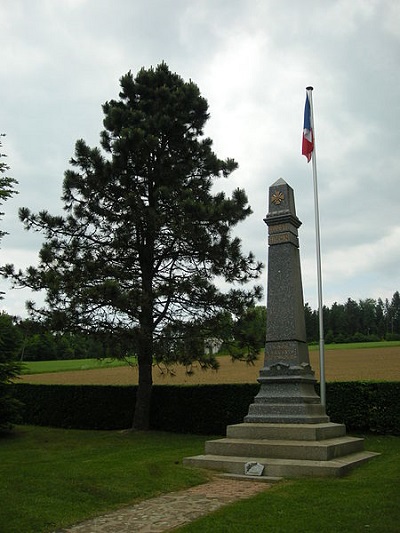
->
xmin=226 ymin=422 xmax=347 ymax=441
xmin=218 ymin=473 xmax=283 ymax=483
xmin=184 ymin=422 xmax=380 ymax=478
xmin=205 ymin=436 xmax=365 ymax=461
xmin=184 ymin=450 xmax=379 ymax=478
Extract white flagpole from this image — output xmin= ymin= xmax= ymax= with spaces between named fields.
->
xmin=306 ymin=86 xmax=326 ymax=406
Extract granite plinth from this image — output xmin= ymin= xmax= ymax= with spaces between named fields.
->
xmin=183 ymin=422 xmax=379 ymax=478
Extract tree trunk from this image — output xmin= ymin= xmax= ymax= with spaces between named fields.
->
xmin=132 ymin=356 xmax=153 ymax=430
xmin=133 ymin=197 xmax=156 ymax=430
xmin=132 ymin=266 xmax=154 ymax=430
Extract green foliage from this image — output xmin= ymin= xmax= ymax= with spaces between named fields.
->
xmin=322 ymin=382 xmax=400 ymax=435
xmin=20 ymin=330 xmax=112 ymax=361
xmin=306 ymin=291 xmax=400 ymax=343
xmin=230 ymin=305 xmax=266 ymax=361
xmin=0 ymin=314 xmax=23 ymax=430
xmin=12 ymin=381 xmax=400 ymax=435
xmin=387 ymin=332 xmax=400 ymax=341
xmin=11 ymin=383 xmax=256 ymax=433
xmin=153 ymin=318 xmax=221 ymax=371
xmin=150 ymin=384 xmax=257 ymax=434
xmin=3 ymin=64 xmax=263 ymax=429
xmin=0 ymin=134 xmax=18 ymax=248
xmin=0 ymin=426 xmax=208 ymax=533
xmin=0 ymin=138 xmax=23 ymax=430
xmin=12 ymin=384 xmax=135 ymax=429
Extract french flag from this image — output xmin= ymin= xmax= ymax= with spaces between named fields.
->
xmin=302 ymin=92 xmax=314 ymax=162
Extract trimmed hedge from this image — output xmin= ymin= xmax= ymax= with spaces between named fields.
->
xmin=323 ymin=382 xmax=400 ymax=435
xmin=11 ymin=381 xmax=400 ymax=435
xmin=150 ymin=384 xmax=257 ymax=435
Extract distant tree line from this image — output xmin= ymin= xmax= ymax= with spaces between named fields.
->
xmin=0 ymin=309 xmax=268 ymax=363
xmin=0 ymin=316 xmax=132 ymax=362
xmin=305 ymin=291 xmax=400 ymax=344
xmin=2 ymin=292 xmax=400 ymax=363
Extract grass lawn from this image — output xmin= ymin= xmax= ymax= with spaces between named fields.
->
xmin=21 ymin=357 xmax=136 ymax=375
xmin=0 ymin=425 xmax=209 ymax=533
xmin=1 ymin=428 xmax=399 ymax=533
xmin=308 ymin=340 xmax=400 ymax=351
xmin=176 ymin=434 xmax=400 ymax=533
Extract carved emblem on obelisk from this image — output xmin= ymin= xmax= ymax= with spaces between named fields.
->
xmin=271 ymin=190 xmax=284 ymax=205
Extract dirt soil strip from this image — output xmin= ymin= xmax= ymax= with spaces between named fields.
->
xmin=20 ymin=347 xmax=400 ymax=385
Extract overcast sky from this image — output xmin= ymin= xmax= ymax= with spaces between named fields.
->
xmin=1 ymin=0 xmax=399 ymax=318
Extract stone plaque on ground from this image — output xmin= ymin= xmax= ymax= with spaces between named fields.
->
xmin=244 ymin=462 xmax=265 ymax=476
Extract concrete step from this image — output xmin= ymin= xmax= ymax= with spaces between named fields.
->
xmin=205 ymin=436 xmax=365 ymax=461
xmin=218 ymin=473 xmax=283 ymax=483
xmin=226 ymin=422 xmax=347 ymax=441
xmin=184 ymin=451 xmax=380 ymax=478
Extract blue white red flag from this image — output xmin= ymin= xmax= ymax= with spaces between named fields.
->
xmin=302 ymin=92 xmax=314 ymax=162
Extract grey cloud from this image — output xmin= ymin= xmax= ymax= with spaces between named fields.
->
xmin=1 ymin=0 xmax=400 ymax=315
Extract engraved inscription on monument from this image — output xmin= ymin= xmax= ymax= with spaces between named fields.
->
xmin=268 ymin=223 xmax=294 ymax=234
xmin=265 ymin=342 xmax=295 ymax=361
xmin=268 ymin=233 xmax=299 ymax=246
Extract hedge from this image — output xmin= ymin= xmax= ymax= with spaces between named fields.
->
xmin=11 ymin=381 xmax=400 ymax=435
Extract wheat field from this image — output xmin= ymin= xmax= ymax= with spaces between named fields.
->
xmin=20 ymin=346 xmax=400 ymax=385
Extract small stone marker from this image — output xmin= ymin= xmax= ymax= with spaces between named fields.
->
xmin=244 ymin=462 xmax=264 ymax=476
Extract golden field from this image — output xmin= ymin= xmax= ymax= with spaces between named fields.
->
xmin=20 ymin=346 xmax=400 ymax=385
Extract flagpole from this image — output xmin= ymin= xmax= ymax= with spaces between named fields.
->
xmin=306 ymin=86 xmax=326 ymax=406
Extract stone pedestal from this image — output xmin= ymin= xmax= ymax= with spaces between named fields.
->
xmin=184 ymin=179 xmax=379 ymax=478
xmin=184 ymin=422 xmax=379 ymax=478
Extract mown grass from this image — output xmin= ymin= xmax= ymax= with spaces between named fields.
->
xmin=0 ymin=425 xmax=209 ymax=533
xmin=309 ymin=340 xmax=400 ymax=351
xmin=1 ymin=428 xmax=398 ymax=533
xmin=21 ymin=357 xmax=136 ymax=375
xmin=176 ymin=434 xmax=400 ymax=533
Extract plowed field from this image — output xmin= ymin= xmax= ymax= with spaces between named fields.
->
xmin=20 ymin=347 xmax=400 ymax=385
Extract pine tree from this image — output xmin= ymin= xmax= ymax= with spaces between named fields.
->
xmin=0 ymin=135 xmax=18 ymax=250
xmin=0 ymin=137 xmax=21 ymax=430
xmin=5 ymin=64 xmax=262 ymax=429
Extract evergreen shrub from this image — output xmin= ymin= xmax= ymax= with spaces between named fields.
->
xmin=12 ymin=381 xmax=400 ymax=435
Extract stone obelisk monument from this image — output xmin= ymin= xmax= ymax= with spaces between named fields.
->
xmin=184 ymin=179 xmax=378 ymax=477
xmin=245 ymin=178 xmax=328 ymax=423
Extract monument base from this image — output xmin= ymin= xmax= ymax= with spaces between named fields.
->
xmin=244 ymin=364 xmax=329 ymax=424
xmin=184 ymin=423 xmax=379 ymax=478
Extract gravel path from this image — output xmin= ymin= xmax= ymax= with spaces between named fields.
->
xmin=58 ymin=477 xmax=274 ymax=532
